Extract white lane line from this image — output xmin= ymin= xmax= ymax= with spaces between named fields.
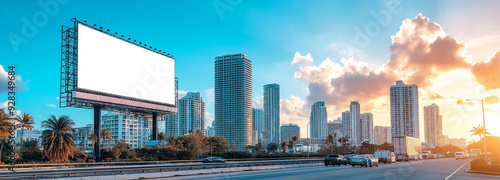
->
xmin=444 ymin=159 xmax=471 ymax=180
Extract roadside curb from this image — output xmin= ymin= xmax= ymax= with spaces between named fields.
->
xmin=467 ymin=170 xmax=500 ymax=176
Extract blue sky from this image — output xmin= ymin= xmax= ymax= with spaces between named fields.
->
xmin=2 ymin=0 xmax=500 ymax=140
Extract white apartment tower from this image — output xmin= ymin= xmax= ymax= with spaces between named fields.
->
xmin=424 ymin=103 xmax=442 ymax=148
xmin=165 ymin=92 xmax=205 ymax=137
xmin=360 ymin=113 xmax=374 ymax=143
xmin=101 ymin=112 xmax=152 ymax=149
xmin=390 ymin=80 xmax=419 ymax=139
xmin=350 ymin=101 xmax=361 ymax=146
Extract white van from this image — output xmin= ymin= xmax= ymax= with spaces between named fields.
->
xmin=455 ymin=152 xmax=466 ymax=160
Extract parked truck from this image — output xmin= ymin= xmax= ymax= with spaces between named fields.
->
xmin=393 ymin=136 xmax=422 ymax=161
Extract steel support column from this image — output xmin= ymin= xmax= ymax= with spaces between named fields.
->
xmin=152 ymin=112 xmax=158 ymax=140
xmin=94 ymin=105 xmax=102 ymax=162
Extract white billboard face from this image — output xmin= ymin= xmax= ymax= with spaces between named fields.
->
xmin=77 ymin=23 xmax=175 ymax=105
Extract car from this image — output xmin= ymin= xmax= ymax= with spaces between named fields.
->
xmin=408 ymin=155 xmax=419 ymax=161
xmin=202 ymin=157 xmax=225 ymax=163
xmin=417 ymin=155 xmax=423 ymax=160
xmin=344 ymin=154 xmax=357 ymax=164
xmin=350 ymin=155 xmax=370 ymax=167
xmin=455 ymin=152 xmax=466 ymax=160
xmin=324 ymin=154 xmax=348 ymax=166
xmin=366 ymin=156 xmax=380 ymax=167
xmin=396 ymin=155 xmax=409 ymax=162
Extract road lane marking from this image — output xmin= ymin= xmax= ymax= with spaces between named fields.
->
xmin=444 ymin=159 xmax=472 ymax=180
xmin=287 ymin=164 xmax=397 ymax=180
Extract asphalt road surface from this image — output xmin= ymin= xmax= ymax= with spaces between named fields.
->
xmin=163 ymin=158 xmax=499 ymax=180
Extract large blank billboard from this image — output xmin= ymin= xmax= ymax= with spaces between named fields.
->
xmin=77 ymin=23 xmax=175 ymax=106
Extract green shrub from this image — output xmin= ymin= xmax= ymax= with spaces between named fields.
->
xmin=471 ymin=157 xmax=500 ymax=173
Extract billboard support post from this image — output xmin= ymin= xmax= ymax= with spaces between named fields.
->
xmin=94 ymin=105 xmax=102 ymax=162
xmin=152 ymin=112 xmax=158 ymax=140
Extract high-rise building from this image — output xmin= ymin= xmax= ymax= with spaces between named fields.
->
xmin=341 ymin=111 xmax=351 ymax=139
xmin=424 ymin=103 xmax=442 ymax=148
xmin=373 ymin=126 xmax=391 ymax=145
xmin=328 ymin=118 xmax=343 ymax=135
xmin=350 ymin=101 xmax=361 ymax=146
xmin=390 ymin=80 xmax=419 ymax=140
xmin=101 ymin=112 xmax=152 ymax=148
xmin=72 ymin=124 xmax=94 ymax=151
xmin=252 ymin=108 xmax=263 ymax=143
xmin=165 ymin=92 xmax=205 ymax=137
xmin=205 ymin=126 xmax=215 ymax=137
xmin=214 ymin=53 xmax=252 ymax=149
xmin=280 ymin=123 xmax=300 ymax=142
xmin=448 ymin=138 xmax=467 ymax=149
xmin=263 ymin=83 xmax=280 ymax=145
xmin=310 ymin=101 xmax=327 ymax=139
xmin=360 ymin=113 xmax=374 ymax=143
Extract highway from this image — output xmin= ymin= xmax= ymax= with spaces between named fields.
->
xmin=165 ymin=158 xmax=498 ymax=180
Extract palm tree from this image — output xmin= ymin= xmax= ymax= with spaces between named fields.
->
xmin=41 ymin=115 xmax=76 ymax=162
xmin=287 ymin=140 xmax=295 ymax=154
xmin=158 ymin=132 xmax=167 ymax=146
xmin=167 ymin=136 xmax=176 ymax=148
xmin=88 ymin=133 xmax=98 ymax=150
xmin=338 ymin=136 xmax=349 ymax=154
xmin=292 ymin=135 xmax=298 ymax=152
xmin=280 ymin=141 xmax=287 ymax=154
xmin=470 ymin=124 xmax=491 ymax=140
xmin=16 ymin=113 xmax=35 ymax=143
xmin=0 ymin=109 xmax=11 ymax=139
xmin=101 ymin=129 xmax=113 ymax=149
xmin=325 ymin=133 xmax=337 ymax=154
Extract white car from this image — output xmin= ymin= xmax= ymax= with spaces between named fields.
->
xmin=455 ymin=152 xmax=466 ymax=160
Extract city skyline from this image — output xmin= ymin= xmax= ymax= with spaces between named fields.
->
xmin=2 ymin=1 xmax=500 ymax=143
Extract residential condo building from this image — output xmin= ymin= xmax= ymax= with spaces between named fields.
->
xmin=252 ymin=108 xmax=263 ymax=143
xmin=214 ymin=53 xmax=253 ymax=149
xmin=101 ymin=112 xmax=152 ymax=149
xmin=165 ymin=92 xmax=205 ymax=137
xmin=373 ymin=126 xmax=391 ymax=145
xmin=390 ymin=80 xmax=419 ymax=140
xmin=360 ymin=113 xmax=374 ymax=143
xmin=310 ymin=101 xmax=327 ymax=139
xmin=350 ymin=101 xmax=361 ymax=146
xmin=280 ymin=123 xmax=300 ymax=142
xmin=424 ymin=103 xmax=442 ymax=148
xmin=263 ymin=83 xmax=280 ymax=144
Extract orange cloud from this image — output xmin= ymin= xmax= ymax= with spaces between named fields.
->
xmin=428 ymin=92 xmax=447 ymax=100
xmin=456 ymin=100 xmax=473 ymax=106
xmin=471 ymin=51 xmax=500 ymax=90
xmin=485 ymin=95 xmax=500 ymax=104
xmin=290 ymin=14 xmax=471 ymax=116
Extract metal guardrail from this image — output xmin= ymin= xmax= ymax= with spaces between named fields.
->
xmin=0 ymin=157 xmax=318 ymax=168
xmin=0 ymin=159 xmax=322 ymax=178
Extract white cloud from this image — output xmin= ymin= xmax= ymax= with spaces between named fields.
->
xmin=0 ymin=64 xmax=28 ymax=93
xmin=47 ymin=104 xmax=57 ymax=108
xmin=252 ymin=96 xmax=264 ymax=109
xmin=205 ymin=88 xmax=214 ymax=103
xmin=178 ymin=90 xmax=188 ymax=99
xmin=290 ymin=52 xmax=313 ymax=66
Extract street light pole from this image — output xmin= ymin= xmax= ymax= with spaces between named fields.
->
xmin=467 ymin=99 xmax=488 ymax=163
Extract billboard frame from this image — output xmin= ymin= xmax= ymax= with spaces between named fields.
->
xmin=60 ymin=18 xmax=177 ymax=161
